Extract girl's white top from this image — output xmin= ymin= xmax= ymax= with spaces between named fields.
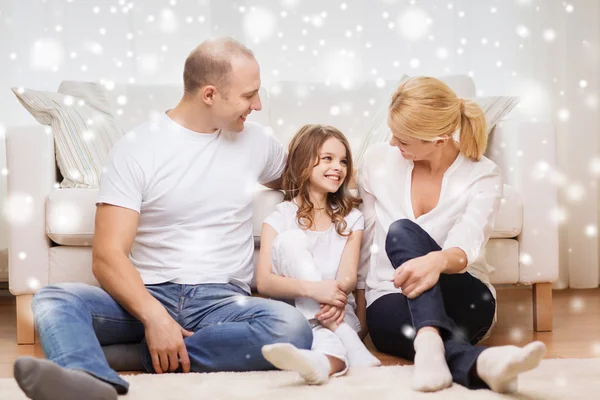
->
xmin=265 ymin=201 xmax=365 ymax=282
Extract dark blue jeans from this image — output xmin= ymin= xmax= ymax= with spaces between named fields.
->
xmin=367 ymin=219 xmax=496 ymax=389
xmin=33 ymin=282 xmax=313 ymax=394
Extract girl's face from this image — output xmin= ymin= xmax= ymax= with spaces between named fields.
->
xmin=309 ymin=137 xmax=348 ymax=194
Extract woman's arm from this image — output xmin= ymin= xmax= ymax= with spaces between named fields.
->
xmin=354 ymin=289 xmax=369 ymax=340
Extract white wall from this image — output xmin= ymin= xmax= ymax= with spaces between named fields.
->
xmin=1 ymin=0 xmax=599 ymax=287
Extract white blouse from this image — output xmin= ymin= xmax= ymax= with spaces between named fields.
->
xmin=357 ymin=142 xmax=503 ymax=308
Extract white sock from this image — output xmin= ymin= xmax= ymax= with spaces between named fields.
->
xmin=477 ymin=341 xmax=546 ymax=393
xmin=412 ymin=331 xmax=453 ymax=392
xmin=262 ymin=343 xmax=330 ymax=385
xmin=334 ymin=323 xmax=381 ymax=367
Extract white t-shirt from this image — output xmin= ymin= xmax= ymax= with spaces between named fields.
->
xmin=96 ymin=113 xmax=286 ymax=293
xmin=358 ymin=142 xmax=503 ymax=307
xmin=264 ymin=201 xmax=364 ymax=282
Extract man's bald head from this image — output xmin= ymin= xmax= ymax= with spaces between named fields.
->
xmin=183 ymin=37 xmax=255 ymax=98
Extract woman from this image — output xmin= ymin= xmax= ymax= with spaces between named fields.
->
xmin=358 ymin=76 xmax=545 ymax=393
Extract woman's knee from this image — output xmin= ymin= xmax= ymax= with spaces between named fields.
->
xmin=386 ymin=219 xmax=418 ymax=246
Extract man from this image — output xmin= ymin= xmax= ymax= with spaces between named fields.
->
xmin=14 ymin=37 xmax=313 ymax=400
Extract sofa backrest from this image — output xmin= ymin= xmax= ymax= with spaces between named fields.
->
xmin=103 ymin=75 xmax=476 ymax=148
xmin=266 ymin=75 xmax=477 ymax=151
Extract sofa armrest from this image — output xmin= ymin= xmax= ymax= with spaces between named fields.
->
xmin=487 ymin=118 xmax=559 ymax=285
xmin=6 ymin=125 xmax=56 ymax=295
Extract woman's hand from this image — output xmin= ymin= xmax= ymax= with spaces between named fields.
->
xmin=315 ymin=304 xmax=345 ymax=330
xmin=307 ymin=280 xmax=347 ymax=307
xmin=392 ymin=252 xmax=446 ymax=299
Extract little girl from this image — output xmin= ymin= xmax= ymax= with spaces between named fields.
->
xmin=256 ymin=124 xmax=381 ymax=385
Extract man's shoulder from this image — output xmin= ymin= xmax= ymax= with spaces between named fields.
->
xmin=111 ymin=119 xmax=164 ymax=156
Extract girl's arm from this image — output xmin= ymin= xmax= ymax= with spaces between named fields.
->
xmin=256 ymin=223 xmax=347 ymax=307
xmin=335 ymin=230 xmax=363 ymax=294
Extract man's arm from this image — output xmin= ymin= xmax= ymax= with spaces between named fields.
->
xmin=92 ymin=204 xmax=192 ymax=374
xmin=92 ymin=204 xmax=162 ymax=323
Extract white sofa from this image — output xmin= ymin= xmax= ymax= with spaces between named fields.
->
xmin=6 ymin=75 xmax=559 ymax=344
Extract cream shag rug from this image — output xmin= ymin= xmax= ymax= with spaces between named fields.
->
xmin=1 ymin=358 xmax=598 ymax=399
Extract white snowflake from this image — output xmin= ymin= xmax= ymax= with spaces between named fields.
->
xmin=30 ymin=39 xmax=64 ymax=71
xmin=398 ymin=8 xmax=431 ymax=40
xmin=585 ymin=225 xmax=597 ymax=238
xmin=557 ymin=108 xmax=570 ymax=122
xmin=27 ymin=278 xmax=40 ymax=290
xmin=243 ymin=8 xmax=276 ymax=41
xmin=401 ymin=325 xmax=415 ymax=339
xmin=4 ymin=193 xmax=35 ymax=226
xmin=516 ymin=25 xmax=530 ymax=38
xmin=160 ymin=9 xmax=178 ymax=32
xmin=566 ymin=183 xmax=585 ymax=201
xmin=543 ymin=29 xmax=556 ymax=42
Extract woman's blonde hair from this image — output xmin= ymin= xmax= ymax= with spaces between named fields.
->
xmin=388 ymin=76 xmax=487 ymax=161
xmin=282 ymin=124 xmax=362 ymax=236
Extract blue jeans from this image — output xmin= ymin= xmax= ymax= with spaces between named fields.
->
xmin=32 ymin=282 xmax=313 ymax=394
xmin=367 ymin=219 xmax=496 ymax=389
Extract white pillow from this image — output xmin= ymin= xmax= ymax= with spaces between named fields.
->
xmin=12 ymin=82 xmax=123 ymax=188
xmin=470 ymin=96 xmax=520 ymax=135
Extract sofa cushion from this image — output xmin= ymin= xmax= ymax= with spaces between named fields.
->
xmin=46 ymin=187 xmax=285 ymax=246
xmin=48 ymin=239 xmax=518 ymax=289
xmin=490 ymin=184 xmax=522 ymax=239
xmin=46 ymin=188 xmax=97 ymax=246
xmin=47 ymin=183 xmax=521 ymax=246
xmin=487 ymin=238 xmax=520 ymax=284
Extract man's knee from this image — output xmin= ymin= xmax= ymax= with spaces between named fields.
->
xmin=32 ymin=283 xmax=93 ymax=315
xmin=265 ymin=301 xmax=313 ymax=350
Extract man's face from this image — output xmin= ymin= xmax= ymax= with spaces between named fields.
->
xmin=212 ymin=56 xmax=262 ymax=132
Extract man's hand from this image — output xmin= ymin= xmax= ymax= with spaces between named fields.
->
xmin=392 ymin=252 xmax=445 ymax=299
xmin=307 ymin=280 xmax=347 ymax=307
xmin=143 ymin=308 xmax=193 ymax=374
xmin=315 ymin=304 xmax=345 ymax=330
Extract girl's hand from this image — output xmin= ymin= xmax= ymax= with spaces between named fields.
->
xmin=307 ymin=280 xmax=347 ymax=307
xmin=392 ymin=253 xmax=445 ymax=299
xmin=315 ymin=304 xmax=345 ymax=330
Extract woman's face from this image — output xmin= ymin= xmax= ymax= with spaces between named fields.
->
xmin=388 ymin=121 xmax=438 ymax=161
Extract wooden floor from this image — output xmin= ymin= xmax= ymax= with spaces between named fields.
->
xmin=1 ymin=287 xmax=599 ymax=377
